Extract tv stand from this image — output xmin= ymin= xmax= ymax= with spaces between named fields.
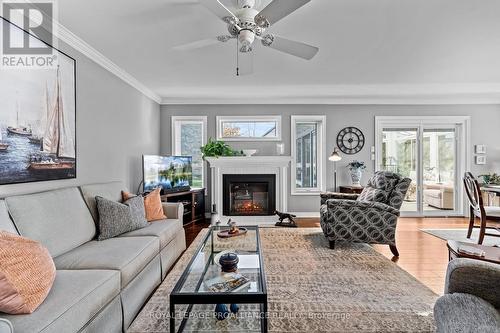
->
xmin=161 ymin=188 xmax=205 ymax=226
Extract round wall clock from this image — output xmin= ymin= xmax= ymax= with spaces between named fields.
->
xmin=337 ymin=127 xmax=365 ymax=154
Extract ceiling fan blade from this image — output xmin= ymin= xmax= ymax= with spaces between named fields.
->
xmin=173 ymin=37 xmax=229 ymax=51
xmin=261 ymin=34 xmax=318 ymax=60
xmin=198 ymin=0 xmax=238 ymax=23
xmin=255 ymin=0 xmax=310 ymax=28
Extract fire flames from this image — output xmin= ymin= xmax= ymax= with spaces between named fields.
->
xmin=234 ymin=201 xmax=265 ymax=214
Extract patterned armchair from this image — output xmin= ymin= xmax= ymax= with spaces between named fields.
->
xmin=320 ymin=171 xmax=412 ymax=257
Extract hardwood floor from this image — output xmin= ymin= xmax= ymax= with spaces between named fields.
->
xmin=184 ymin=217 xmax=470 ymax=295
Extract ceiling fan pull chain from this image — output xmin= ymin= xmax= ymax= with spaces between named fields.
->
xmin=236 ymin=38 xmax=240 ymax=76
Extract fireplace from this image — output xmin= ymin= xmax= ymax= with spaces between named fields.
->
xmin=223 ymin=174 xmax=276 ymax=216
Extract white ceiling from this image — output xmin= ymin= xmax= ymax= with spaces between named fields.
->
xmin=57 ymin=0 xmax=500 ymax=103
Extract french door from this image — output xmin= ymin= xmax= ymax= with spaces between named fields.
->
xmin=375 ymin=117 xmax=470 ymax=217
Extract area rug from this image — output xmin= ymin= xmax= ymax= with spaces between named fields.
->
xmin=422 ymin=228 xmax=500 ymax=246
xmin=129 ymin=228 xmax=437 ymax=332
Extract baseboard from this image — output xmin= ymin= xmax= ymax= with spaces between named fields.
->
xmin=289 ymin=212 xmax=321 ymax=218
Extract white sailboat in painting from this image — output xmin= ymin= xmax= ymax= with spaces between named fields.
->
xmin=28 ymin=84 xmax=50 ymax=145
xmin=0 ymin=126 xmax=9 ymax=151
xmin=7 ymin=97 xmax=32 ymax=136
xmin=29 ymin=67 xmax=75 ymax=171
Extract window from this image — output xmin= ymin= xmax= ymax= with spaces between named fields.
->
xmin=171 ymin=116 xmax=207 ymax=188
xmin=291 ymin=116 xmax=326 ymax=195
xmin=216 ymin=116 xmax=282 ymax=141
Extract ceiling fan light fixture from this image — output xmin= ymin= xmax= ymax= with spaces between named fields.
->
xmin=261 ymin=34 xmax=274 ymax=47
xmin=239 ymin=44 xmax=253 ymax=53
xmin=254 ymin=14 xmax=269 ymax=28
xmin=238 ymin=29 xmax=255 ymax=47
xmin=217 ymin=35 xmax=232 ymax=43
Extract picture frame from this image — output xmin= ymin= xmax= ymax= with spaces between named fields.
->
xmin=0 ymin=16 xmax=77 ymax=185
xmin=475 ymin=155 xmax=487 ymax=165
xmin=475 ymin=145 xmax=486 ymax=154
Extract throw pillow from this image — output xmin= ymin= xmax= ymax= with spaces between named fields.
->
xmin=357 ymin=187 xmax=389 ymax=204
xmin=95 ymin=196 xmax=148 ymax=241
xmin=0 ymin=231 xmax=56 ymax=314
xmin=122 ymin=188 xmax=166 ymax=222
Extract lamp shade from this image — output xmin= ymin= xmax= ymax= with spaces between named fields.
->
xmin=329 ymin=149 xmax=342 ymax=162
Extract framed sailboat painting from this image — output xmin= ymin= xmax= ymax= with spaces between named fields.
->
xmin=0 ymin=17 xmax=76 ymax=185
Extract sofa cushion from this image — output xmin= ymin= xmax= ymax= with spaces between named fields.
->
xmin=54 ymin=236 xmax=159 ymax=288
xmin=2 ymin=270 xmax=120 ymax=333
xmin=5 ymin=188 xmax=96 ymax=257
xmin=434 ymin=293 xmax=500 ymax=333
xmin=0 ymin=231 xmax=56 ymax=314
xmin=485 ymin=206 xmax=500 ymax=217
xmin=80 ymin=181 xmax=127 ymax=222
xmin=0 ymin=201 xmax=16 ymax=234
xmin=424 ymin=189 xmax=442 ymax=199
xmin=119 ymin=219 xmax=183 ymax=250
xmin=95 ymin=196 xmax=148 ymax=241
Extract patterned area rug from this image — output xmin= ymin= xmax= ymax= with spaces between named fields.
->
xmin=422 ymin=229 xmax=500 ymax=246
xmin=129 ymin=228 xmax=437 ymax=332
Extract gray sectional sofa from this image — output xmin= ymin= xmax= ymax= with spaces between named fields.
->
xmin=0 ymin=181 xmax=186 ymax=333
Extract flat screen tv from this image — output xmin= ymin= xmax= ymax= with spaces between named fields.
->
xmin=143 ymin=155 xmax=192 ymax=194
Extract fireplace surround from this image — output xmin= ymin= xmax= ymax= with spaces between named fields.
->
xmin=223 ymin=174 xmax=276 ymax=216
xmin=205 ymin=156 xmax=291 ymax=224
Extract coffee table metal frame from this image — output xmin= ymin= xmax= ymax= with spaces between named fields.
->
xmin=169 ymin=226 xmax=268 ymax=333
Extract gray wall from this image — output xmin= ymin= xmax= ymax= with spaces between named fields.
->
xmin=161 ymin=104 xmax=500 ymax=213
xmin=0 ymin=42 xmax=160 ymax=198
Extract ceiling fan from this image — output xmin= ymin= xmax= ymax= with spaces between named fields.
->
xmin=174 ymin=0 xmax=319 ymax=75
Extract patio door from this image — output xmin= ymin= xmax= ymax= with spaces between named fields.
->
xmin=375 ymin=117 xmax=470 ymax=217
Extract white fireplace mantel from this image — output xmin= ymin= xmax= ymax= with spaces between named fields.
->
xmin=206 ymin=156 xmax=292 ymax=224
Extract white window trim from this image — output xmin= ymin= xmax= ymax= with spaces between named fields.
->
xmin=375 ymin=116 xmax=471 ymax=217
xmin=291 ymin=115 xmax=327 ymax=196
xmin=216 ymin=115 xmax=282 ymax=141
xmin=171 ymin=116 xmax=208 ymax=190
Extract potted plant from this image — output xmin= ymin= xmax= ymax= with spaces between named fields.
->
xmin=347 ymin=160 xmax=366 ymax=187
xmin=200 ymin=138 xmax=243 ymax=159
xmin=479 ymin=173 xmax=500 ymax=185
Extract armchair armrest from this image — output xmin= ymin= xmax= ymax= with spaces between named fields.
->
xmin=445 ymin=258 xmax=500 ymax=308
xmin=326 ymin=199 xmax=400 ymax=216
xmin=161 ymin=202 xmax=184 ymax=220
xmin=321 ymin=192 xmax=359 ymax=205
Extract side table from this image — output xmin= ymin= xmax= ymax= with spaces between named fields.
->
xmin=339 ymin=186 xmax=364 ymax=194
xmin=447 ymin=240 xmax=500 ymax=264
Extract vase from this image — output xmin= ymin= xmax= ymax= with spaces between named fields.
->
xmin=349 ymin=168 xmax=363 ymax=187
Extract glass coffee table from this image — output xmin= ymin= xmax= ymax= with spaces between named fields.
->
xmin=170 ymin=226 xmax=268 ymax=333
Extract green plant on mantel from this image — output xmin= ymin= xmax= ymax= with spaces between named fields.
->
xmin=200 ymin=138 xmax=243 ymax=159
xmin=479 ymin=173 xmax=500 ymax=185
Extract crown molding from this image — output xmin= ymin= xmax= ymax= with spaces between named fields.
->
xmin=19 ymin=1 xmax=161 ymax=103
xmin=161 ymin=84 xmax=500 ymax=105
xmin=54 ymin=23 xmax=162 ymax=104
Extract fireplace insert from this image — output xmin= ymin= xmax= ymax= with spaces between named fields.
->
xmin=223 ymin=174 xmax=276 ymax=216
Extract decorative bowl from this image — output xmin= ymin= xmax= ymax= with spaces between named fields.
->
xmin=242 ymin=149 xmax=258 ymax=157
